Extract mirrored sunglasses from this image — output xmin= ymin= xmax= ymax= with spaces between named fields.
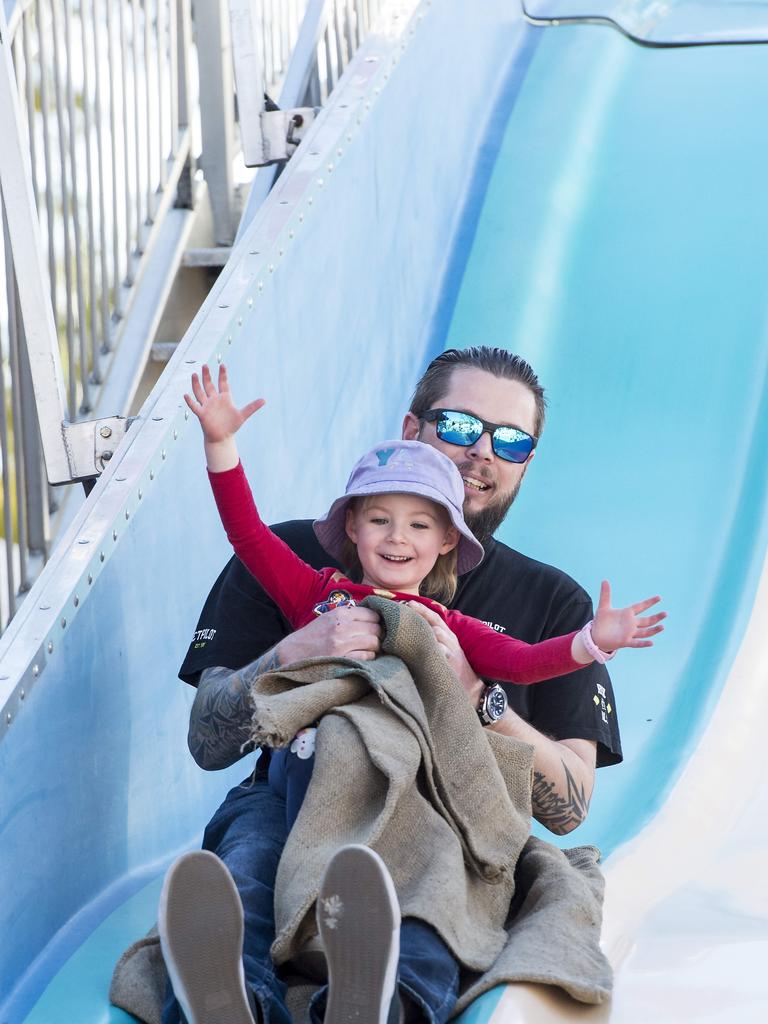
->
xmin=422 ymin=409 xmax=537 ymax=464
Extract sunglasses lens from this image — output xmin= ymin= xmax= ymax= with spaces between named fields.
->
xmin=435 ymin=411 xmax=481 ymax=447
xmin=493 ymin=427 xmax=534 ymax=463
xmin=428 ymin=409 xmax=535 ymax=463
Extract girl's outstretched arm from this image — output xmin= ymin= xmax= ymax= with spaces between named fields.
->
xmin=184 ymin=363 xmax=265 ymax=471
xmin=572 ymin=580 xmax=666 ymax=664
xmin=185 ymin=363 xmax=323 ymax=624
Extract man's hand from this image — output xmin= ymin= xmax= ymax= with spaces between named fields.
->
xmin=406 ymin=601 xmax=485 ymax=709
xmin=275 ymin=605 xmax=382 ymax=664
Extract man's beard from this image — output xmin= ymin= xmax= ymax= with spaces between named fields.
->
xmin=463 ymin=478 xmax=521 ymax=545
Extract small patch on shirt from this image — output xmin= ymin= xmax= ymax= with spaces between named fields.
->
xmin=592 ymin=682 xmax=613 ymax=723
xmin=313 ymin=589 xmax=357 ymax=616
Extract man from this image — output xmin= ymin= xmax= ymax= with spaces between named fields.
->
xmin=167 ymin=346 xmax=621 ymax=1023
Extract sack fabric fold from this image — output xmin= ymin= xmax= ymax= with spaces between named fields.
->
xmin=249 ymin=597 xmax=612 ymax=1003
xmin=110 ymin=597 xmax=612 ymax=1022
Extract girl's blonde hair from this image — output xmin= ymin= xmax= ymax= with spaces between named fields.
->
xmin=341 ymin=497 xmax=459 ymax=605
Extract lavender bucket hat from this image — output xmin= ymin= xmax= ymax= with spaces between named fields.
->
xmin=313 ymin=440 xmax=484 ymax=575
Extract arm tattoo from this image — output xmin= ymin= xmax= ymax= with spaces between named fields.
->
xmin=531 ymin=760 xmax=591 ymax=835
xmin=187 ymin=650 xmax=281 ymax=770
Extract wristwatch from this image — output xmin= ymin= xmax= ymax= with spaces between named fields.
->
xmin=476 ymin=684 xmax=508 ymax=726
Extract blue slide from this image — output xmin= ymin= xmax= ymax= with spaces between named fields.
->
xmin=3 ymin=2 xmax=768 ymax=1021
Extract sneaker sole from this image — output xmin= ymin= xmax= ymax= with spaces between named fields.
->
xmin=158 ymin=850 xmax=255 ymax=1024
xmin=318 ymin=845 xmax=401 ymax=1024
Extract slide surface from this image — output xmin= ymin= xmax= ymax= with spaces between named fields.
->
xmin=4 ymin=5 xmax=768 ymax=1021
xmin=442 ymin=19 xmax=768 ymax=1021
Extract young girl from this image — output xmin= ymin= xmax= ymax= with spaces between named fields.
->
xmin=186 ymin=365 xmax=664 ymax=825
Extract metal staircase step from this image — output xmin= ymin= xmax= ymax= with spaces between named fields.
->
xmin=182 ymin=247 xmax=232 ymax=267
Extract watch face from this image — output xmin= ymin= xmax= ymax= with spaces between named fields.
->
xmin=486 ymin=685 xmax=507 ymax=721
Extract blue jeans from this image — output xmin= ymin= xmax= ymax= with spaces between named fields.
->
xmin=162 ymin=774 xmax=460 ymax=1024
xmin=268 ymin=747 xmax=315 ymax=831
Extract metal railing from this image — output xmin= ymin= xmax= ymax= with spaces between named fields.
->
xmin=3 ymin=0 xmax=194 ymax=418
xmin=1 ymin=0 xmax=197 ymax=626
xmin=308 ymin=0 xmax=383 ymax=105
xmin=0 ymin=0 xmax=383 ymax=632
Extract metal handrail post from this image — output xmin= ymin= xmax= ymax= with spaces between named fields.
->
xmin=227 ymin=0 xmax=317 ymax=174
xmin=0 ymin=3 xmax=128 ymax=486
xmin=175 ymin=0 xmax=195 ymax=207
xmin=0 ymin=2 xmax=70 ymax=485
xmin=18 ymin=336 xmax=48 ymax=557
xmin=196 ymin=0 xmax=238 ymax=244
xmin=229 ymin=0 xmax=267 ymax=167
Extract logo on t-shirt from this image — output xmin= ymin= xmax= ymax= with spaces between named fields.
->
xmin=593 ymin=682 xmax=613 ymax=724
xmin=481 ymin=619 xmax=507 ymax=634
xmin=191 ymin=627 xmax=217 ymax=649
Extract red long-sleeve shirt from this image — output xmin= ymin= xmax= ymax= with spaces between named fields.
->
xmin=209 ymin=463 xmax=582 ymax=685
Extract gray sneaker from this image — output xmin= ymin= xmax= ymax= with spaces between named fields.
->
xmin=317 ymin=845 xmax=401 ymax=1024
xmin=158 ymin=850 xmax=256 ymax=1024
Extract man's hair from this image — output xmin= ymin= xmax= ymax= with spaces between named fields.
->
xmin=409 ymin=346 xmax=547 ymax=438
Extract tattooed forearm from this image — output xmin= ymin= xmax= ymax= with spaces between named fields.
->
xmin=187 ymin=651 xmax=281 ymax=770
xmin=532 ymin=760 xmax=592 ymax=835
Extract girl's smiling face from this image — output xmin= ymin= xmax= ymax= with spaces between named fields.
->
xmin=345 ymin=493 xmax=459 ymax=595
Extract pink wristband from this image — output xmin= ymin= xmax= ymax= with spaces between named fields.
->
xmin=578 ymin=620 xmax=616 ymax=665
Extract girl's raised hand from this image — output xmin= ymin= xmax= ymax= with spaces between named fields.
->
xmin=591 ymin=580 xmax=666 ymax=654
xmin=184 ymin=364 xmax=265 ymax=443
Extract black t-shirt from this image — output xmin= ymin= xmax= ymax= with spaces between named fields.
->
xmin=180 ymin=520 xmax=622 ymax=768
